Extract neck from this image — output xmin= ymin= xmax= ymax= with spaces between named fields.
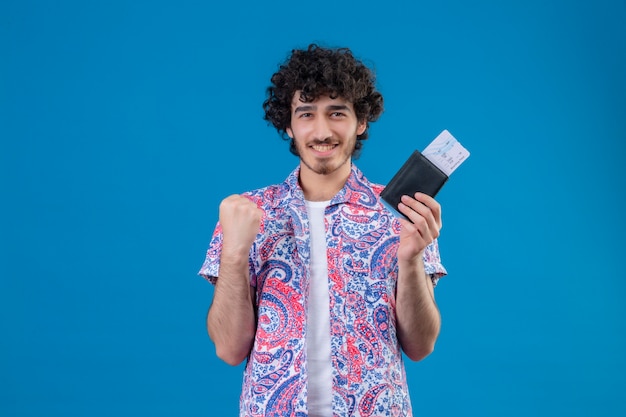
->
xmin=299 ymin=161 xmax=352 ymax=202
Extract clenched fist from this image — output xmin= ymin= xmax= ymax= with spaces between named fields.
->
xmin=219 ymin=195 xmax=263 ymax=256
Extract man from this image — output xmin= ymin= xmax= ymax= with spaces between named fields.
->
xmin=199 ymin=44 xmax=447 ymax=417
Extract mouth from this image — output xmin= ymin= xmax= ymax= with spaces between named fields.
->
xmin=310 ymin=143 xmax=338 ymax=153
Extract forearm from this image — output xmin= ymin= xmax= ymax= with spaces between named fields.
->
xmin=395 ymin=256 xmax=441 ymax=361
xmin=207 ymin=248 xmax=256 ymax=366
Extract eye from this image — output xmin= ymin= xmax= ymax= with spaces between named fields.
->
xmin=330 ymin=112 xmax=346 ymax=118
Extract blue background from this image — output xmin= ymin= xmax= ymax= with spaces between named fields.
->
xmin=2 ymin=0 xmax=625 ymax=416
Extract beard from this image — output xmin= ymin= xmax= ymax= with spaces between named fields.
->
xmin=292 ymin=136 xmax=357 ymax=176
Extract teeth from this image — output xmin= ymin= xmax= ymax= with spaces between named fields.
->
xmin=312 ymin=144 xmax=335 ymax=152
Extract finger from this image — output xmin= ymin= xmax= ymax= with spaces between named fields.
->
xmin=399 ymin=195 xmax=438 ymax=235
xmin=223 ymin=195 xmax=259 ymax=213
xmin=397 ymin=202 xmax=434 ymax=241
xmin=220 ymin=195 xmax=263 ymax=230
xmin=400 ymin=194 xmax=440 ymax=236
xmin=398 ymin=217 xmax=430 ymax=256
xmin=413 ymin=193 xmax=442 ymax=229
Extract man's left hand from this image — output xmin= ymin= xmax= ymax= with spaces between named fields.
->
xmin=396 ymin=192 xmax=442 ymax=263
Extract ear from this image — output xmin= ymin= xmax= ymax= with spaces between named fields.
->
xmin=286 ymin=126 xmax=294 ymax=138
xmin=356 ymin=120 xmax=367 ymax=136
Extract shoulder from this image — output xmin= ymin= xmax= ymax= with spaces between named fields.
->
xmin=370 ymin=182 xmax=385 ymax=196
xmin=240 ymin=166 xmax=300 ymax=209
xmin=343 ymin=165 xmax=389 ymax=210
xmin=350 ymin=164 xmax=384 ymax=194
xmin=241 ymin=183 xmax=290 ymax=210
xmin=351 ymin=168 xmax=403 ymax=232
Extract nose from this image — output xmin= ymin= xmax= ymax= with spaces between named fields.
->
xmin=312 ymin=116 xmax=332 ymax=142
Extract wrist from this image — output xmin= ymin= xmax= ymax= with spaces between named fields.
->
xmin=398 ymin=249 xmax=425 ymax=268
xmin=222 ymin=240 xmax=252 ymax=259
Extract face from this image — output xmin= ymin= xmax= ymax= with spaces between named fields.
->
xmin=286 ymin=92 xmax=367 ymax=177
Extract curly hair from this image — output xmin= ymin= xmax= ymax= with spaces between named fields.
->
xmin=263 ymin=44 xmax=384 ymax=157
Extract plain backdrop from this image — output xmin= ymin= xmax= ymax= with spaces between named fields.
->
xmin=1 ymin=0 xmax=625 ymax=416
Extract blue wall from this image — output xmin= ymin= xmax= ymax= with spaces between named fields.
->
xmin=1 ymin=0 xmax=625 ymax=415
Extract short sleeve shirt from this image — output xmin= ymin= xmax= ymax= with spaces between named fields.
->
xmin=199 ymin=164 xmax=446 ymax=417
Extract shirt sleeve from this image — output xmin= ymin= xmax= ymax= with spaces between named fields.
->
xmin=423 ymin=238 xmax=447 ymax=287
xmin=389 ymin=215 xmax=447 ymax=287
xmin=198 ymin=223 xmax=223 ymax=285
xmin=198 ymin=222 xmax=258 ymax=287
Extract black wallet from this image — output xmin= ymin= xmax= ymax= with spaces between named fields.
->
xmin=380 ymin=151 xmax=448 ymax=213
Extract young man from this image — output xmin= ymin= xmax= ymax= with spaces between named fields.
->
xmin=199 ymin=44 xmax=447 ymax=417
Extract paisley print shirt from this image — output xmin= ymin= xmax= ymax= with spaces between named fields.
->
xmin=199 ymin=164 xmax=446 ymax=417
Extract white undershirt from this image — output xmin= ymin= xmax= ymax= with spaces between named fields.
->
xmin=305 ymin=200 xmax=333 ymax=417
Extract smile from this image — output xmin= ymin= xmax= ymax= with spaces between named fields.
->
xmin=311 ymin=144 xmax=337 ymax=152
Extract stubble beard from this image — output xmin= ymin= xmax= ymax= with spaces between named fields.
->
xmin=293 ymin=137 xmax=356 ymax=176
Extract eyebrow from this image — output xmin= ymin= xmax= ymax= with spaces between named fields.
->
xmin=293 ymin=104 xmax=352 ymax=114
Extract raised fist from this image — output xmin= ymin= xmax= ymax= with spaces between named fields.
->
xmin=219 ymin=195 xmax=263 ymax=255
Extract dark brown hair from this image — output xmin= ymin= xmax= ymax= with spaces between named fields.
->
xmin=263 ymin=44 xmax=384 ymax=157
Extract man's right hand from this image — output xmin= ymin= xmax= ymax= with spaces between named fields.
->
xmin=219 ymin=195 xmax=263 ymax=255
xmin=210 ymin=195 xmax=261 ymax=365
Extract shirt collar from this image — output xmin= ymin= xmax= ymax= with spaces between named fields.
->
xmin=279 ymin=163 xmax=383 ymax=211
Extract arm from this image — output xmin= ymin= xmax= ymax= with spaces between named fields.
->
xmin=207 ymin=195 xmax=262 ymax=366
xmin=394 ymin=193 xmax=443 ymax=362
